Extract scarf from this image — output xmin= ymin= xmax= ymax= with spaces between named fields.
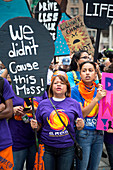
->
xmin=78 ymin=80 xmax=96 ymax=102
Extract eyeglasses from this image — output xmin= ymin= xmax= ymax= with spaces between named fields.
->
xmin=80 ymin=56 xmax=91 ymax=60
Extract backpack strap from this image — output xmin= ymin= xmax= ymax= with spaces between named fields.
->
xmin=72 ymin=71 xmax=80 ymax=85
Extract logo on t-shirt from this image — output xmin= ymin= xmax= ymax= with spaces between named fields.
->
xmin=84 ymin=101 xmax=99 ymax=117
xmin=47 ymin=109 xmax=70 ymax=130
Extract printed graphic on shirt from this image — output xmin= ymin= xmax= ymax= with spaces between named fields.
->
xmin=84 ymin=101 xmax=99 ymax=128
xmin=84 ymin=101 xmax=99 ymax=117
xmin=47 ymin=109 xmax=70 ymax=131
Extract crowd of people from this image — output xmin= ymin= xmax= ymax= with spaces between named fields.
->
xmin=0 ymin=48 xmax=113 ymax=170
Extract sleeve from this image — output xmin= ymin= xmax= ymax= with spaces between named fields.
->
xmin=66 ymin=72 xmax=75 ymax=88
xmin=76 ymin=102 xmax=83 ymax=119
xmin=35 ymin=103 xmax=43 ymax=124
xmin=71 ymin=86 xmax=81 ymax=103
xmin=3 ymin=78 xmax=14 ymax=101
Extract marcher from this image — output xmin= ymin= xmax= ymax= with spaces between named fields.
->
xmin=71 ymin=61 xmax=107 ymax=170
xmin=59 ymin=57 xmax=71 ymax=72
xmin=7 ymin=74 xmax=47 ymax=170
xmin=66 ymin=50 xmax=90 ymax=87
xmin=0 ymin=77 xmax=14 ymax=169
xmin=31 ymin=70 xmax=84 ymax=170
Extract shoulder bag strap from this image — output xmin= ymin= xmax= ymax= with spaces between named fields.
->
xmin=49 ymin=98 xmax=78 ymax=145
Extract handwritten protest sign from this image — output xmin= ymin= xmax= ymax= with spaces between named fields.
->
xmin=59 ymin=15 xmax=94 ymax=55
xmin=82 ymin=0 xmax=113 ymax=29
xmin=35 ymin=0 xmax=61 ymax=41
xmin=96 ymin=72 xmax=113 ymax=131
xmin=0 ymin=17 xmax=54 ymax=98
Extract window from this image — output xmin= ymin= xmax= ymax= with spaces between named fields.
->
xmin=92 ymin=31 xmax=96 ymax=37
xmin=71 ymin=0 xmax=79 ymax=4
xmin=74 ymin=8 xmax=79 ymax=16
xmin=71 ymin=8 xmax=74 ymax=16
xmin=71 ymin=8 xmax=79 ymax=17
xmin=88 ymin=31 xmax=91 ymax=36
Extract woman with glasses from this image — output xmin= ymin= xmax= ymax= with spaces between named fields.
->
xmin=66 ymin=50 xmax=91 ymax=88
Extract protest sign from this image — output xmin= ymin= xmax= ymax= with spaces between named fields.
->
xmin=59 ymin=15 xmax=94 ymax=55
xmin=0 ymin=17 xmax=54 ymax=98
xmin=82 ymin=0 xmax=113 ymax=29
xmin=35 ymin=0 xmax=61 ymax=41
xmin=96 ymin=72 xmax=113 ymax=131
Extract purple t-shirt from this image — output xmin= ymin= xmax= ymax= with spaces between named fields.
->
xmin=0 ymin=78 xmax=14 ymax=151
xmin=36 ymin=97 xmax=83 ymax=148
xmin=8 ymin=86 xmax=48 ymax=151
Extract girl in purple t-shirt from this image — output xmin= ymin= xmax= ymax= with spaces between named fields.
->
xmin=31 ymin=71 xmax=84 ymax=170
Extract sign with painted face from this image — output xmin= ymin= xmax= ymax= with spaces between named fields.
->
xmin=0 ymin=17 xmax=54 ymax=98
xmin=35 ymin=0 xmax=61 ymax=41
xmin=96 ymin=72 xmax=113 ymax=132
xmin=59 ymin=15 xmax=94 ymax=55
xmin=82 ymin=0 xmax=113 ymax=29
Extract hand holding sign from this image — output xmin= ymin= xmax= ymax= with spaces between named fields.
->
xmin=0 ymin=17 xmax=54 ymax=98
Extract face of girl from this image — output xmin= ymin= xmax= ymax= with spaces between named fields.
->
xmin=80 ymin=63 xmax=97 ymax=86
xmin=52 ymin=76 xmax=67 ymax=98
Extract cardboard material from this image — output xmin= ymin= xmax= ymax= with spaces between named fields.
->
xmin=59 ymin=15 xmax=94 ymax=55
xmin=0 ymin=17 xmax=54 ymax=98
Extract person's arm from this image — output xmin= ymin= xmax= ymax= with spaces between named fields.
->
xmin=0 ymin=98 xmax=13 ymax=119
xmin=81 ymin=89 xmax=106 ymax=118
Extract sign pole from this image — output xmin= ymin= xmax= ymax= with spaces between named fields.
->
xmin=31 ymin=97 xmax=39 ymax=152
xmin=94 ymin=28 xmax=101 ymax=62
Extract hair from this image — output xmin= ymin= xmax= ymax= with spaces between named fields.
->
xmin=69 ymin=50 xmax=89 ymax=71
xmin=48 ymin=75 xmax=71 ymax=98
xmin=80 ymin=61 xmax=96 ymax=71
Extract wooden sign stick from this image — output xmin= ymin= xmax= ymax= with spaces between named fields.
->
xmin=31 ymin=97 xmax=39 ymax=152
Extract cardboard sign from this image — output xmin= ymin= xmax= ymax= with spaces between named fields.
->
xmin=0 ymin=17 xmax=54 ymax=98
xmin=59 ymin=15 xmax=94 ymax=55
xmin=96 ymin=72 xmax=113 ymax=131
xmin=0 ymin=0 xmax=31 ymax=27
xmin=35 ymin=0 xmax=61 ymax=41
xmin=82 ymin=0 xmax=113 ymax=29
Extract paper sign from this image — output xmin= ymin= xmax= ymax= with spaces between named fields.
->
xmin=96 ymin=72 xmax=113 ymax=131
xmin=0 ymin=17 xmax=54 ymax=98
xmin=59 ymin=15 xmax=94 ymax=55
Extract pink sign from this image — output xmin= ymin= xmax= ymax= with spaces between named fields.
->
xmin=96 ymin=72 xmax=113 ymax=132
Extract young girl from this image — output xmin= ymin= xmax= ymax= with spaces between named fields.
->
xmin=71 ymin=61 xmax=106 ymax=170
xmin=31 ymin=70 xmax=84 ymax=170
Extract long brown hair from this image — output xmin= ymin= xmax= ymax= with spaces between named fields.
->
xmin=48 ymin=75 xmax=71 ymax=98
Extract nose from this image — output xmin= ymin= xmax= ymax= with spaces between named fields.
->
xmin=86 ymin=70 xmax=90 ymax=74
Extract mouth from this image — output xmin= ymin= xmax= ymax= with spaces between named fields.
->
xmin=85 ymin=76 xmax=90 ymax=80
xmin=56 ymin=88 xmax=61 ymax=91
